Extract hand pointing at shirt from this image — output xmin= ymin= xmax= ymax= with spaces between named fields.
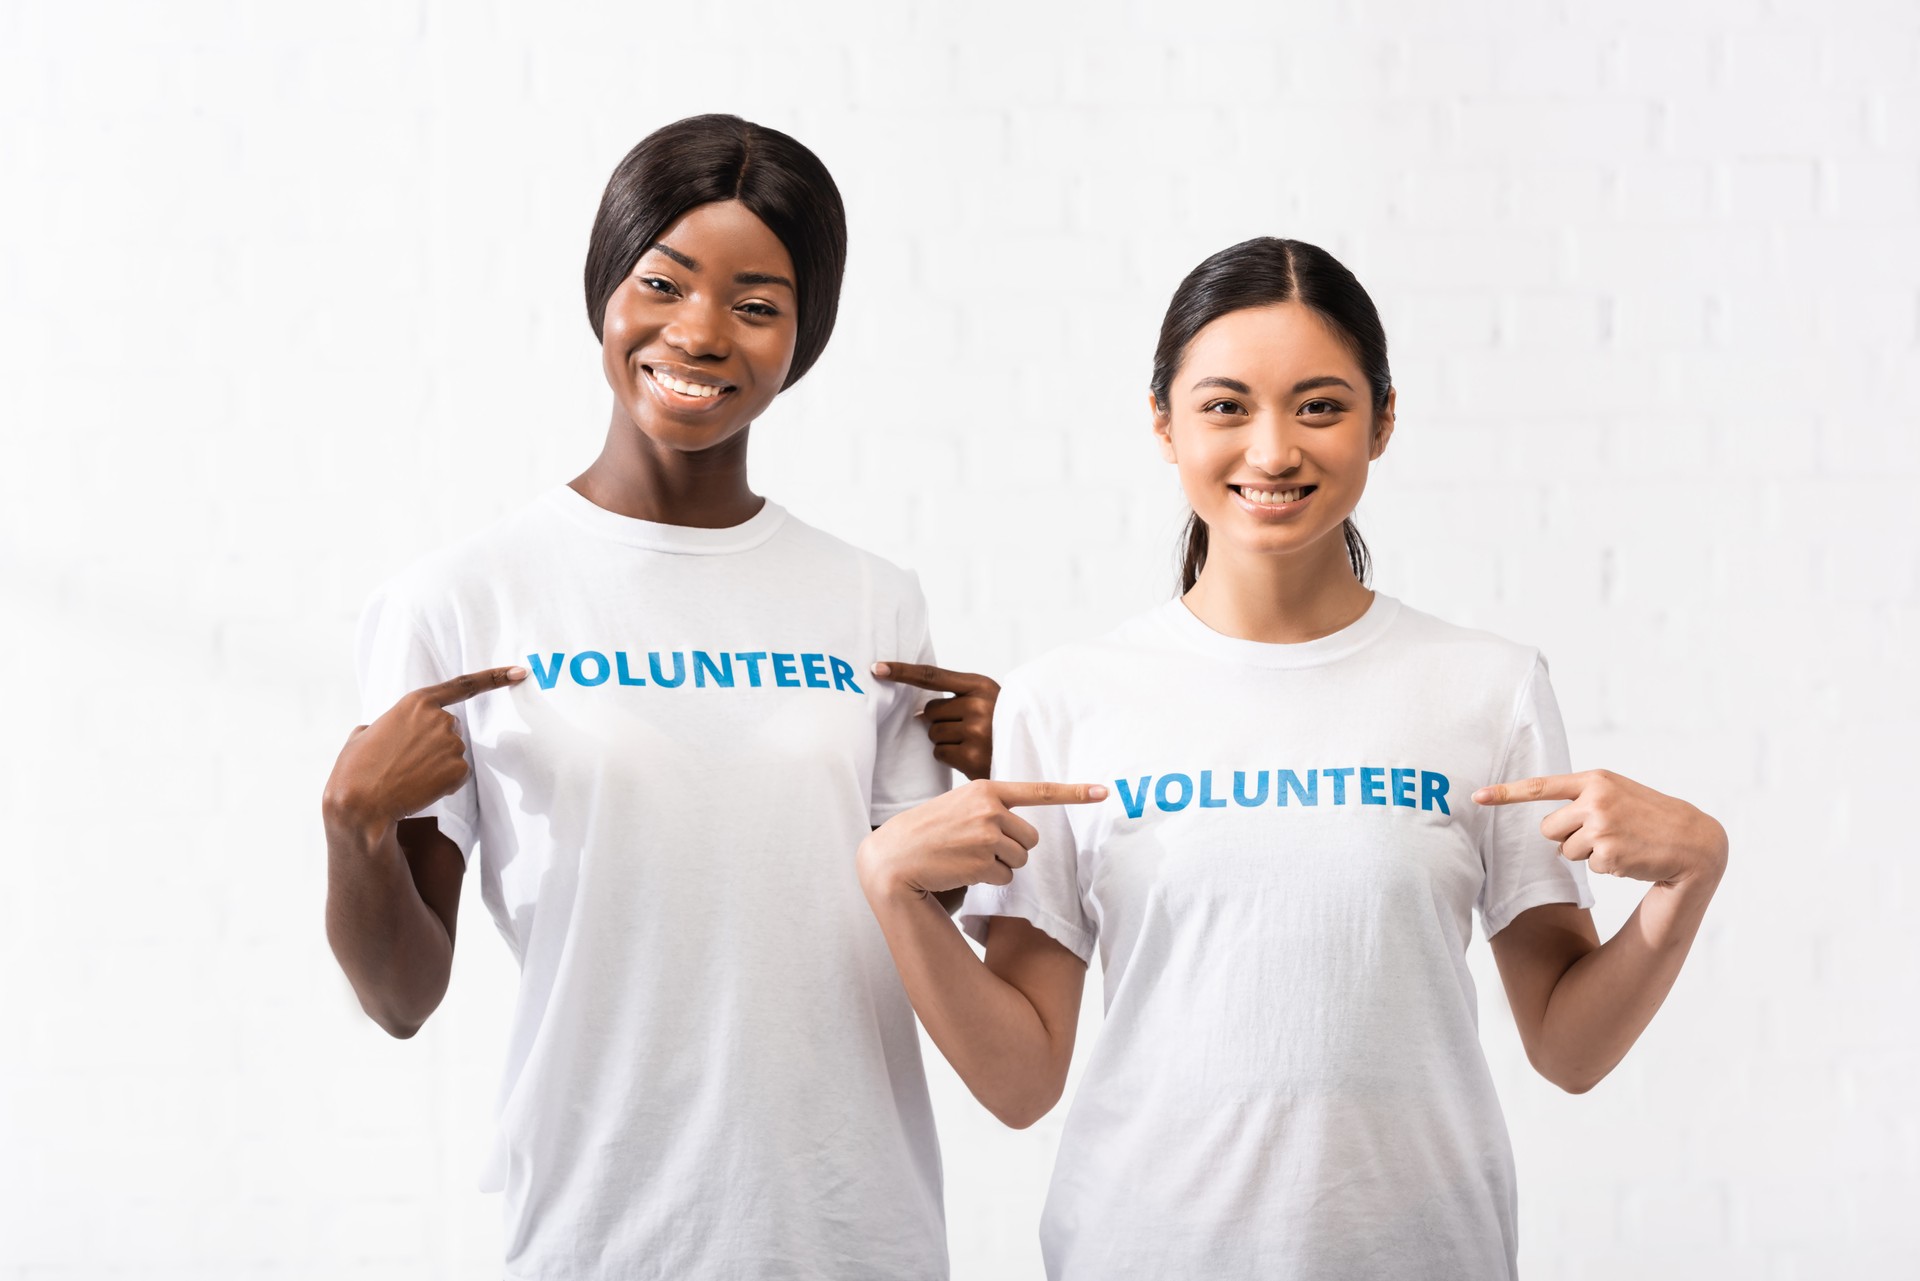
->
xmin=1475 ymin=769 xmax=1728 ymax=888
xmin=858 ymin=780 xmax=1109 ymax=902
xmin=323 ymin=665 xmax=528 ymax=839
xmin=873 ymin=661 xmax=1001 ymax=781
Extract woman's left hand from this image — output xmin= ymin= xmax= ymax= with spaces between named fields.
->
xmin=1473 ymin=770 xmax=1728 ymax=888
xmin=871 ymin=662 xmax=1000 ymax=781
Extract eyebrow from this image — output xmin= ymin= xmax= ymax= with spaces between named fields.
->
xmin=647 ymin=242 xmax=698 ymax=270
xmin=644 ymin=243 xmax=794 ymax=292
xmin=1189 ymin=375 xmax=1356 ymax=396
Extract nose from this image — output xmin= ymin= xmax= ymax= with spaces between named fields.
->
xmin=662 ymin=297 xmax=730 ymax=360
xmin=1242 ymin=414 xmax=1304 ymax=477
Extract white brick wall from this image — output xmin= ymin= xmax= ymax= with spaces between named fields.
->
xmin=3 ymin=0 xmax=1916 ymax=1276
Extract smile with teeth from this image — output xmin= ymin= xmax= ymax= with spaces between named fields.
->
xmin=1234 ymin=484 xmax=1315 ymax=506
xmin=645 ymin=366 xmax=733 ymax=399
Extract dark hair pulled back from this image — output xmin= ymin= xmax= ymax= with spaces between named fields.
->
xmin=1149 ymin=237 xmax=1392 ymax=592
xmin=584 ymin=113 xmax=847 ymax=390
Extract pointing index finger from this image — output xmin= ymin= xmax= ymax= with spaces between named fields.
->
xmin=1473 ymin=774 xmax=1585 ymax=806
xmin=419 ymin=665 xmax=527 ymax=708
xmin=871 ymin=661 xmax=989 ymax=695
xmin=991 ymin=781 xmax=1109 ymax=808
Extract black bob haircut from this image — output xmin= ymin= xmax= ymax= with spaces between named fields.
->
xmin=583 ymin=114 xmax=848 ymax=390
xmin=1149 ymin=236 xmax=1392 ymax=593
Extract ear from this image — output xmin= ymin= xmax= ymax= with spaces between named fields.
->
xmin=1369 ymin=387 xmax=1396 ymax=461
xmin=1150 ymin=390 xmax=1177 ymax=463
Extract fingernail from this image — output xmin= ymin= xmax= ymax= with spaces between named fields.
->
xmin=871 ymin=662 xmax=890 ymax=676
xmin=507 ymin=666 xmax=528 ymax=679
xmin=1471 ymin=788 xmax=1490 ymax=802
xmin=1089 ymin=785 xmax=1109 ymax=800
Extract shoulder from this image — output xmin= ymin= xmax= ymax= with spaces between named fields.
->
xmin=1382 ymin=597 xmax=1547 ymax=683
xmin=1376 ymin=598 xmax=1556 ymax=740
xmin=770 ymin=506 xmax=929 ymax=610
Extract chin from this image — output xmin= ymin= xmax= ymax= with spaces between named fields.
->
xmin=627 ymin=405 xmax=753 ymax=453
xmin=1207 ymin=514 xmax=1345 ymax=558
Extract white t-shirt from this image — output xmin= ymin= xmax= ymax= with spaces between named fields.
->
xmin=958 ymin=592 xmax=1594 ymax=1281
xmin=354 ymin=485 xmax=952 ymax=1280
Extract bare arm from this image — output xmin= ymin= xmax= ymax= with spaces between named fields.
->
xmin=857 ymin=779 xmax=1102 ymax=1126
xmin=1492 ymin=870 xmax=1719 ymax=1092
xmin=863 ymin=872 xmax=1086 ymax=1126
xmin=1481 ymin=769 xmax=1729 ymax=1094
xmin=321 ymin=664 xmax=522 ymax=1038
xmin=324 ymin=812 xmax=464 ymax=1038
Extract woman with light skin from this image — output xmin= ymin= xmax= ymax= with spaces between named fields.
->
xmin=857 ymin=237 xmax=1728 ymax=1279
xmin=320 ymin=114 xmax=995 ymax=1280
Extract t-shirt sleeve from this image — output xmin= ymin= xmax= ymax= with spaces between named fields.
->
xmin=1476 ymin=651 xmax=1596 ymax=938
xmin=352 ymin=581 xmax=481 ymax=861
xmin=956 ymin=680 xmax=1096 ymax=963
xmin=868 ymin=571 xmax=953 ymax=825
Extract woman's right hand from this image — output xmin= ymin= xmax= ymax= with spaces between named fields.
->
xmin=857 ymin=779 xmax=1107 ymax=902
xmin=321 ymin=665 xmax=526 ymax=841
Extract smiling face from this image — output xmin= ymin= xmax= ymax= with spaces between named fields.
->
xmin=1153 ymin=301 xmax=1394 ymax=568
xmin=599 ymin=199 xmax=799 ymax=455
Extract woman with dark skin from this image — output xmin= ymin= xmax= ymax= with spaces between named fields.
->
xmin=322 ymin=115 xmax=992 ymax=1280
xmin=857 ymin=238 xmax=1728 ymax=1279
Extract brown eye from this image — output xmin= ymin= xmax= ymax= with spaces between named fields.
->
xmin=1201 ymin=399 xmax=1245 ymax=415
xmin=1300 ymin=399 xmax=1340 ymax=416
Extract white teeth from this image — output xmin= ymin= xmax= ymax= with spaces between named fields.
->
xmin=650 ymin=369 xmax=725 ymax=398
xmin=1238 ymin=486 xmax=1308 ymax=505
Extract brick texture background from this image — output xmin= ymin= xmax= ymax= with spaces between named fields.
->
xmin=2 ymin=0 xmax=1916 ymax=1276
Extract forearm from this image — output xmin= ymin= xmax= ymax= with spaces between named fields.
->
xmin=863 ymin=878 xmax=1065 ymax=1127
xmin=1535 ymin=863 xmax=1725 ymax=1091
xmin=323 ymin=809 xmax=454 ymax=1038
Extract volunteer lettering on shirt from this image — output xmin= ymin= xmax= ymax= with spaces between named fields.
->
xmin=1112 ymin=765 xmax=1451 ymax=817
xmin=525 ymin=648 xmax=866 ymax=692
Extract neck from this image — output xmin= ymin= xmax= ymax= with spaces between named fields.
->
xmin=570 ymin=403 xmax=763 ymax=528
xmin=1183 ymin=524 xmax=1373 ymax=644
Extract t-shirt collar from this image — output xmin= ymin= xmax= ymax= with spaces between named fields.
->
xmin=1156 ymin=590 xmax=1401 ymax=668
xmin=545 ymin=484 xmax=788 ymax=554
